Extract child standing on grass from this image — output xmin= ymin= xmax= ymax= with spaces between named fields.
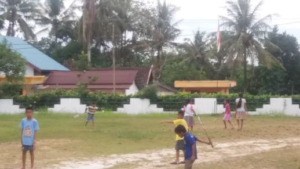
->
xmin=20 ymin=107 xmax=39 ymax=169
xmin=235 ymin=93 xmax=248 ymax=131
xmin=184 ymin=99 xmax=196 ymax=131
xmin=161 ymin=110 xmax=188 ymax=165
xmin=85 ymin=102 xmax=100 ymax=129
xmin=175 ymin=125 xmax=211 ymax=169
xmin=223 ymin=100 xmax=234 ymax=130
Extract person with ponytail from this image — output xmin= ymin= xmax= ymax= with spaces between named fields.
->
xmin=235 ymin=93 xmax=247 ymax=131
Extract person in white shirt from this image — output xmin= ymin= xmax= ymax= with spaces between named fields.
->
xmin=235 ymin=93 xmax=248 ymax=131
xmin=183 ymin=99 xmax=196 ymax=131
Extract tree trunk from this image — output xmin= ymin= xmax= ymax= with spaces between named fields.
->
xmin=153 ymin=47 xmax=162 ymax=81
xmin=87 ymin=41 xmax=91 ymax=65
xmin=243 ymin=48 xmax=247 ymax=93
xmin=7 ymin=21 xmax=15 ymax=37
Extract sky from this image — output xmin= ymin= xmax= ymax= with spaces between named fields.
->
xmin=66 ymin=0 xmax=300 ymax=42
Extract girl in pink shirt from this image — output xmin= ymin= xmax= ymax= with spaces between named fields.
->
xmin=223 ymin=100 xmax=234 ymax=129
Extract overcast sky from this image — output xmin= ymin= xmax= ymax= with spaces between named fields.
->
xmin=65 ymin=0 xmax=300 ymax=42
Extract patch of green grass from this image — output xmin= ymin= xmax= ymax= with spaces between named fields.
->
xmin=1 ymin=111 xmax=300 ymax=168
xmin=0 ymin=111 xmax=178 ymax=154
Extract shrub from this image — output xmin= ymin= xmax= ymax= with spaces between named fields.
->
xmin=135 ymin=86 xmax=158 ymax=101
xmin=0 ymin=83 xmax=23 ymax=98
xmin=5 ymin=89 xmax=300 ymax=111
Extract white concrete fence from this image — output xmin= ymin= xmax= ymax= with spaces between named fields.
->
xmin=0 ymin=98 xmax=300 ymax=116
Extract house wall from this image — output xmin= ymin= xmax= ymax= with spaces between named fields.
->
xmin=25 ymin=65 xmax=34 ymax=76
xmin=1 ymin=98 xmax=300 ymax=116
xmin=0 ymin=99 xmax=25 ymax=114
xmin=48 ymin=98 xmax=87 ymax=114
xmin=125 ymin=83 xmax=139 ymax=96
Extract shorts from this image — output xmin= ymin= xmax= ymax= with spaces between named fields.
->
xmin=184 ymin=116 xmax=194 ymax=127
xmin=22 ymin=145 xmax=34 ymax=152
xmin=175 ymin=140 xmax=185 ymax=151
xmin=86 ymin=114 xmax=95 ymax=121
xmin=184 ymin=159 xmax=195 ymax=169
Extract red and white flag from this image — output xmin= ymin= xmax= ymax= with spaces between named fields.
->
xmin=217 ymin=20 xmax=221 ymax=53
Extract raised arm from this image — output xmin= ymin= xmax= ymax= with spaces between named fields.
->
xmin=195 ymin=137 xmax=211 ymax=145
xmin=160 ymin=121 xmax=174 ymax=124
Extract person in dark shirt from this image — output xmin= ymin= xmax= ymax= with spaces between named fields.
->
xmin=175 ymin=125 xmax=211 ymax=169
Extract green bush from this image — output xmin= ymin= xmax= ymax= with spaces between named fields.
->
xmin=4 ymin=89 xmax=300 ymax=111
xmin=13 ymin=90 xmax=129 ymax=110
xmin=135 ymin=86 xmax=158 ymax=101
xmin=0 ymin=83 xmax=23 ymax=98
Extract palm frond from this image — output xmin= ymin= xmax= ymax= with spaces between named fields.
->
xmin=253 ymin=40 xmax=283 ymax=69
xmin=250 ymin=14 xmax=272 ymax=31
xmin=17 ymin=17 xmax=36 ymax=40
xmin=35 ymin=27 xmax=50 ymax=35
xmin=249 ymin=0 xmax=264 ymax=23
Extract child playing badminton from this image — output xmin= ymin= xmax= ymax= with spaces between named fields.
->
xmin=175 ymin=125 xmax=211 ymax=169
xmin=20 ymin=107 xmax=39 ymax=169
xmin=223 ymin=100 xmax=234 ymax=130
xmin=85 ymin=102 xmax=100 ymax=129
xmin=161 ymin=110 xmax=188 ymax=165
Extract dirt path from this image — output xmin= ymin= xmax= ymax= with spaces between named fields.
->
xmin=47 ymin=137 xmax=300 ymax=169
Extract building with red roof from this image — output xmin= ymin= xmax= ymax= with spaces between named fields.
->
xmin=43 ymin=68 xmax=153 ymax=95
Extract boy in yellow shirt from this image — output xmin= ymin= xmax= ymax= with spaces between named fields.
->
xmin=161 ymin=110 xmax=188 ymax=165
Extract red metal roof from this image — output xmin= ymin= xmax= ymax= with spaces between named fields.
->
xmin=44 ymin=70 xmax=138 ymax=85
xmin=91 ymin=67 xmax=152 ymax=85
xmin=45 ymin=85 xmax=132 ymax=90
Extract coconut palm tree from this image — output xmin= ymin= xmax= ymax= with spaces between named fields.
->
xmin=151 ymin=0 xmax=180 ymax=80
xmin=220 ymin=0 xmax=281 ymax=92
xmin=35 ymin=0 xmax=79 ymax=42
xmin=180 ymin=31 xmax=215 ymax=78
xmin=0 ymin=0 xmax=38 ymax=40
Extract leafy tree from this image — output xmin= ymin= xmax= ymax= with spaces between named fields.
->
xmin=161 ymin=59 xmax=207 ymax=87
xmin=0 ymin=82 xmax=23 ymax=97
xmin=267 ymin=26 xmax=300 ymax=94
xmin=0 ymin=41 xmax=26 ymax=82
xmin=249 ymin=66 xmax=287 ymax=95
xmin=73 ymin=52 xmax=89 ymax=71
xmin=0 ymin=0 xmax=39 ymax=40
xmin=221 ymin=0 xmax=281 ymax=92
xmin=35 ymin=0 xmax=78 ymax=42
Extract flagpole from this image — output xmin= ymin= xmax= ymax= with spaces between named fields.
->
xmin=217 ymin=19 xmax=221 ymax=53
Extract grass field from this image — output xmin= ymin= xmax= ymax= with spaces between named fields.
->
xmin=1 ymin=111 xmax=300 ymax=169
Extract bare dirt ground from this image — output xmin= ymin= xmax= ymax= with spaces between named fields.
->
xmin=42 ymin=137 xmax=300 ymax=169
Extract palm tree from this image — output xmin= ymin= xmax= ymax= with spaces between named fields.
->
xmin=35 ymin=0 xmax=79 ymax=42
xmin=151 ymin=0 xmax=180 ymax=80
xmin=0 ymin=0 xmax=38 ymax=40
xmin=180 ymin=31 xmax=215 ymax=78
xmin=220 ymin=0 xmax=281 ymax=92
xmin=81 ymin=0 xmax=97 ymax=64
